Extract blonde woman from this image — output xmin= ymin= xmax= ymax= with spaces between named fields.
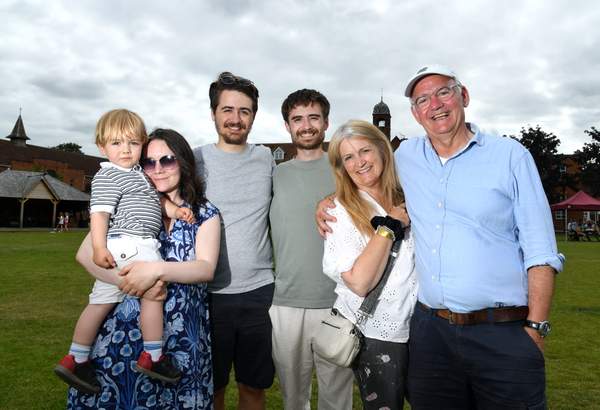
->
xmin=322 ymin=120 xmax=417 ymax=409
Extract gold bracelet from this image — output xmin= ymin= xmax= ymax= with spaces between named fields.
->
xmin=376 ymin=225 xmax=395 ymax=242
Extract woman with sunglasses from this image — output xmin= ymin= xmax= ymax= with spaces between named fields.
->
xmin=67 ymin=129 xmax=220 ymax=409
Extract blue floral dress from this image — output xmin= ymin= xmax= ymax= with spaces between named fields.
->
xmin=68 ymin=201 xmax=219 ymax=410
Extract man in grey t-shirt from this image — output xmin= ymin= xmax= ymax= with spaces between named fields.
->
xmin=269 ymin=89 xmax=354 ymax=410
xmin=193 ymin=72 xmax=274 ymax=410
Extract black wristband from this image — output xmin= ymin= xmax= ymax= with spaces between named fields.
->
xmin=370 ymin=215 xmax=405 ymax=239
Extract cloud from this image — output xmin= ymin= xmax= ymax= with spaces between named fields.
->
xmin=1 ymin=0 xmax=598 ymax=155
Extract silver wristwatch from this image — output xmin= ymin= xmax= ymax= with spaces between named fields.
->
xmin=525 ymin=320 xmax=551 ymax=338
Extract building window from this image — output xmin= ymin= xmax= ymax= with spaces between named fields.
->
xmin=378 ymin=120 xmax=386 ymax=127
xmin=583 ymin=211 xmax=591 ymax=221
xmin=559 ymin=164 xmax=567 ymax=174
xmin=555 ymin=210 xmax=565 ymax=220
xmin=273 ymin=147 xmax=284 ymax=161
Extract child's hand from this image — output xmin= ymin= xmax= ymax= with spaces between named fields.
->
xmin=175 ymin=207 xmax=196 ymax=224
xmin=93 ymin=247 xmax=116 ymax=269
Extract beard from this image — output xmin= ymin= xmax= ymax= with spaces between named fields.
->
xmin=293 ymin=128 xmax=325 ymax=150
xmin=217 ymin=121 xmax=251 ymax=145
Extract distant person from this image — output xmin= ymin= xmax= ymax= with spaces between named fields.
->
xmin=269 ymin=89 xmax=354 ymax=409
xmin=567 ymin=220 xmax=583 ymax=241
xmin=67 ymin=128 xmax=220 ymax=408
xmin=194 ymin=72 xmax=275 ymax=410
xmin=568 ymin=220 xmax=586 ymax=241
xmin=56 ymin=212 xmax=65 ymax=232
xmin=64 ymin=212 xmax=70 ymax=231
xmin=583 ymin=220 xmax=599 ymax=241
xmin=55 ymin=110 xmax=192 ymax=394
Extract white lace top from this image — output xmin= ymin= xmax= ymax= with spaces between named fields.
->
xmin=322 ymin=192 xmax=418 ymax=342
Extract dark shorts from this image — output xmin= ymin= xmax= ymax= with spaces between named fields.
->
xmin=407 ymin=304 xmax=547 ymax=410
xmin=209 ymin=283 xmax=275 ymax=391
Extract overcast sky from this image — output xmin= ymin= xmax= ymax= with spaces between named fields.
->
xmin=1 ymin=0 xmax=598 ymax=156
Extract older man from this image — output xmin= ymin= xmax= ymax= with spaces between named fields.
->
xmin=397 ymin=65 xmax=563 ymax=409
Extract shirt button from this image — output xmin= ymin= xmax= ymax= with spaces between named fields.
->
xmin=437 ymin=202 xmax=443 ymax=208
xmin=439 ymin=178 xmax=444 ymax=183
xmin=432 ymin=249 xmax=437 ymax=254
xmin=436 ymin=224 xmax=440 ymax=229
xmin=431 ymin=275 xmax=436 ymax=280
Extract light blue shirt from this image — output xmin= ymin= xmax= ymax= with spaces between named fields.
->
xmin=396 ymin=124 xmax=563 ymax=312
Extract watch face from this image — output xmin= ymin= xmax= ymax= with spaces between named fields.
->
xmin=539 ymin=321 xmax=551 ymax=337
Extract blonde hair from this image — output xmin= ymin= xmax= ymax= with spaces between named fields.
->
xmin=328 ymin=120 xmax=404 ymax=237
xmin=95 ymin=109 xmax=147 ymax=146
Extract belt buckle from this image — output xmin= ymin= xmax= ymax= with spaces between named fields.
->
xmin=447 ymin=310 xmax=455 ymax=324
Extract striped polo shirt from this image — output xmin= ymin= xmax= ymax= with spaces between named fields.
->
xmin=90 ymin=162 xmax=162 ymax=238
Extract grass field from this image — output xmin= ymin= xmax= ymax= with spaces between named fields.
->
xmin=0 ymin=231 xmax=598 ymax=409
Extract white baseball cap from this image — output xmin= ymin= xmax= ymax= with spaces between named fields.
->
xmin=404 ymin=64 xmax=459 ymax=97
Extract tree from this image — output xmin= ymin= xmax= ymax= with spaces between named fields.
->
xmin=576 ymin=127 xmax=600 ymax=196
xmin=518 ymin=125 xmax=562 ymax=203
xmin=52 ymin=142 xmax=83 ymax=154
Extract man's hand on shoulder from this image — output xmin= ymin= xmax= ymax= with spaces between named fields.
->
xmin=315 ymin=195 xmax=337 ymax=238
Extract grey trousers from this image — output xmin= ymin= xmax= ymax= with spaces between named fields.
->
xmin=270 ymin=305 xmax=354 ymax=410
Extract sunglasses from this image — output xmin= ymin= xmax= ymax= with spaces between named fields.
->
xmin=141 ymin=155 xmax=178 ymax=173
xmin=218 ymin=72 xmax=254 ymax=87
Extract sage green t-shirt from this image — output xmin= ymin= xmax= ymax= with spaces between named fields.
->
xmin=269 ymin=155 xmax=337 ymax=308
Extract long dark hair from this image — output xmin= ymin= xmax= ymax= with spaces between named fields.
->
xmin=143 ymin=128 xmax=207 ymax=209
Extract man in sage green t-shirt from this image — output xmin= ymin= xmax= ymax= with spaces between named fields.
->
xmin=269 ymin=89 xmax=354 ymax=410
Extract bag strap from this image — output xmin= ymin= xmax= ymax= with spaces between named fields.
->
xmin=355 ymin=238 xmax=403 ymax=325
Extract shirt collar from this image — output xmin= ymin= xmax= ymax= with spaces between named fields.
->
xmin=424 ymin=122 xmax=484 ymax=162
xmin=100 ymin=161 xmax=142 ymax=172
xmin=467 ymin=123 xmax=484 ymax=147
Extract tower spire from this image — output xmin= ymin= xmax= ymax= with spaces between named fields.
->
xmin=5 ymin=110 xmax=30 ymax=146
xmin=372 ymin=94 xmax=391 ymax=140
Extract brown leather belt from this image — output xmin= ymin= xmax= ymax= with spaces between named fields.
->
xmin=417 ymin=302 xmax=529 ymax=325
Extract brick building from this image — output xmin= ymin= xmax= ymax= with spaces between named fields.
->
xmin=1 ymin=114 xmax=102 ymax=228
xmin=1 ymin=114 xmax=103 ymax=192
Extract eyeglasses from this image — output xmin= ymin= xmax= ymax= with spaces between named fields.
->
xmin=141 ymin=155 xmax=178 ymax=173
xmin=411 ymin=82 xmax=461 ymax=110
xmin=218 ymin=72 xmax=254 ymax=87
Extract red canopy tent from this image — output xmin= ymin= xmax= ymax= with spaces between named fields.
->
xmin=550 ymin=191 xmax=600 ymax=239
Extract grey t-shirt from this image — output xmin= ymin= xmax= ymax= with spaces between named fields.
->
xmin=194 ymin=143 xmax=274 ymax=294
xmin=269 ymin=155 xmax=337 ymax=308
